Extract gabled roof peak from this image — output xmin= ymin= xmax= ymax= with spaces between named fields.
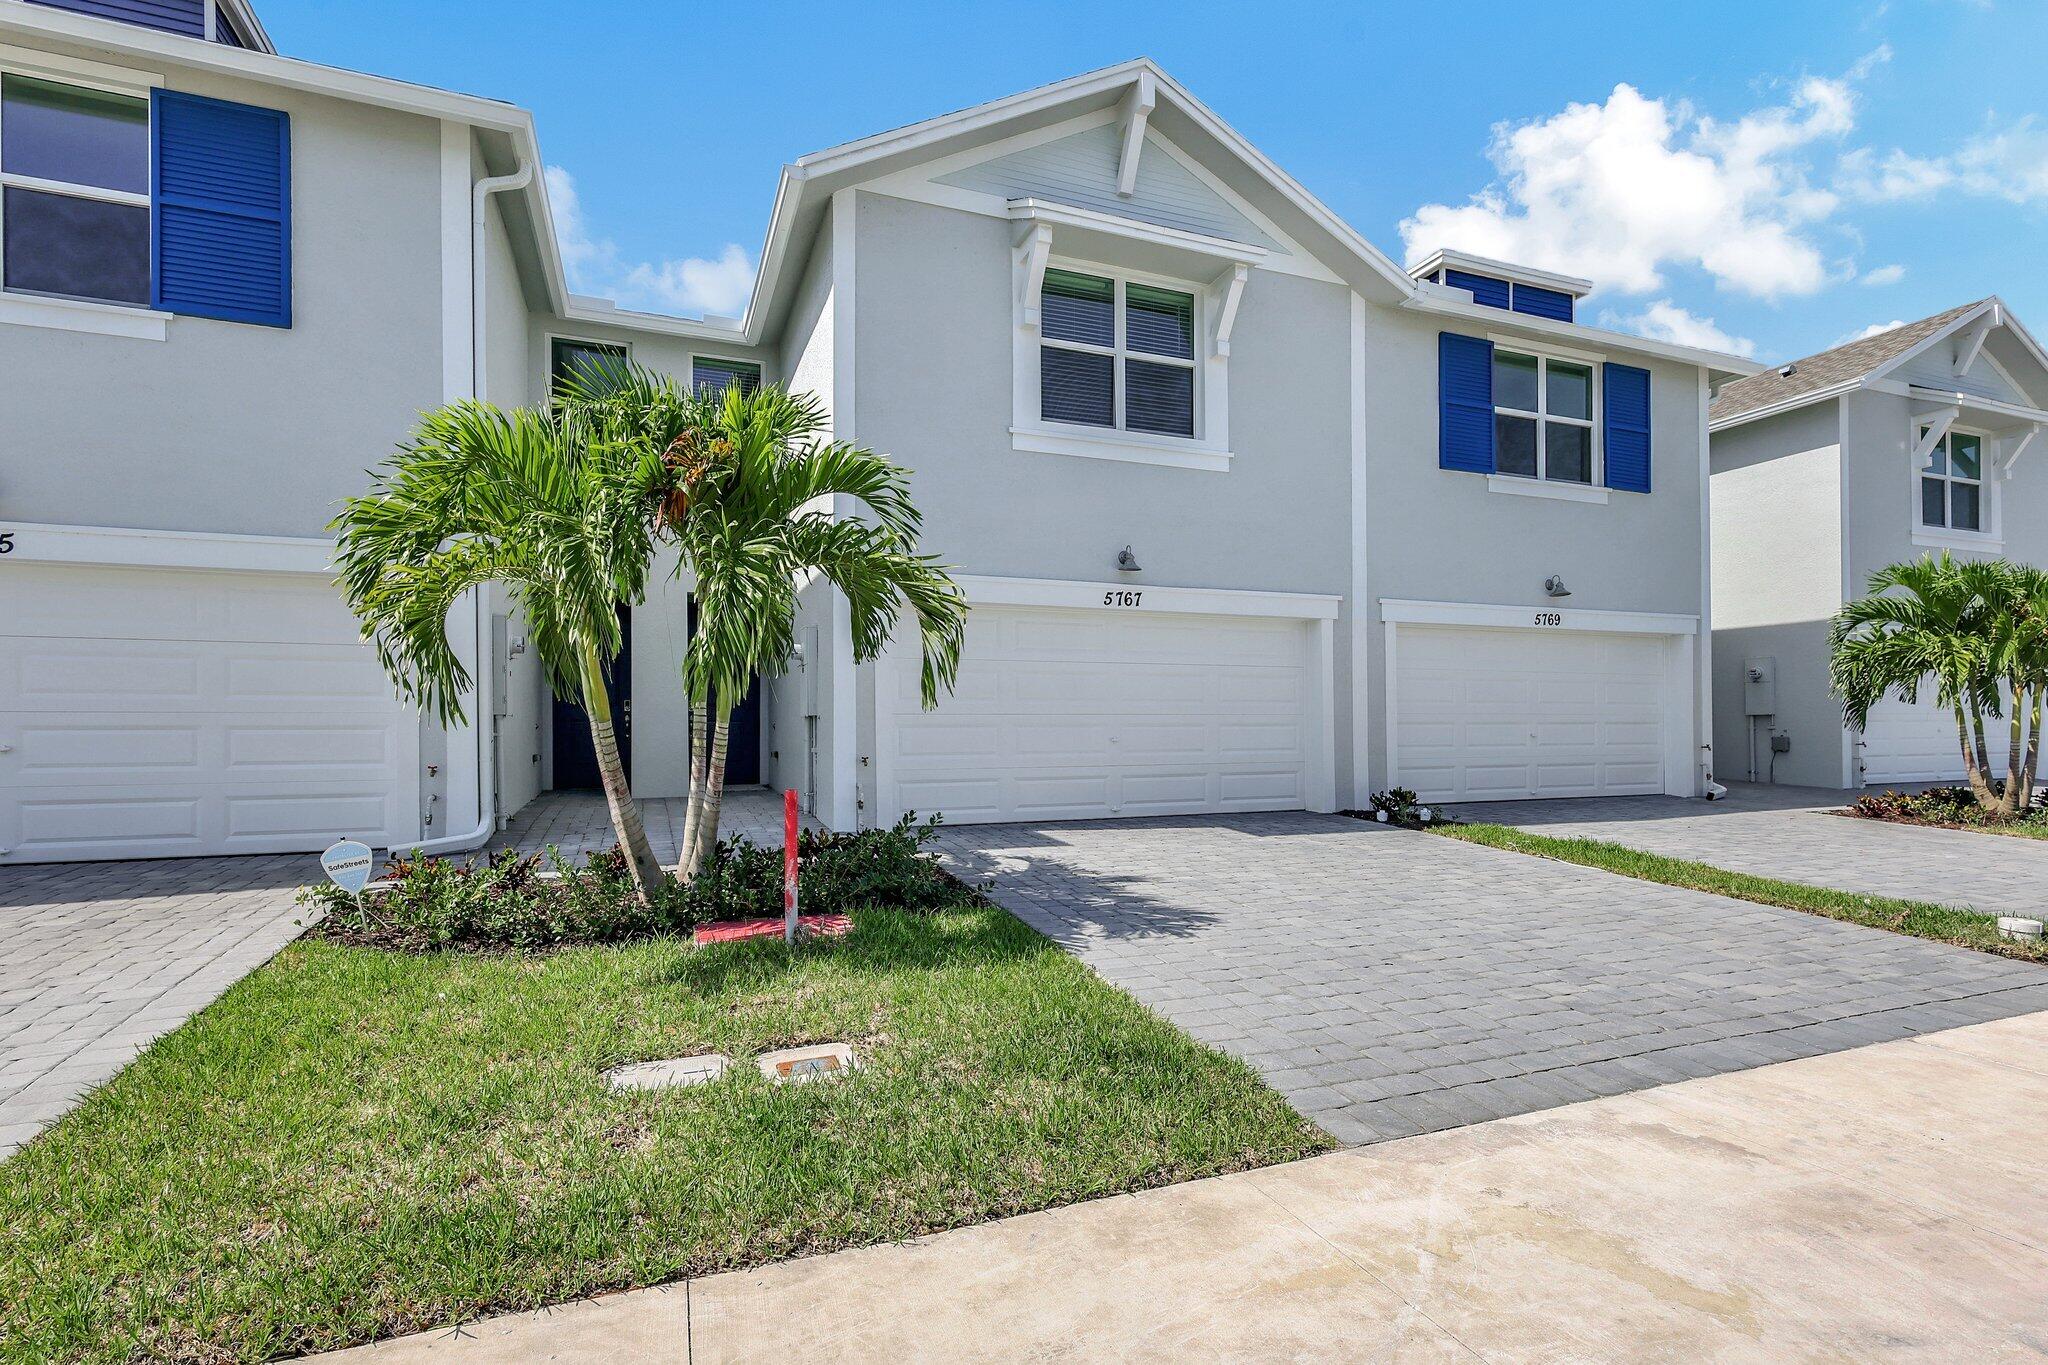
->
xmin=1710 ymin=298 xmax=2001 ymax=426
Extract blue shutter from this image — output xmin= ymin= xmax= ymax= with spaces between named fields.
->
xmin=1443 ymin=269 xmax=1510 ymax=310
xmin=1439 ymin=333 xmax=1495 ymax=474
xmin=26 ymin=0 xmax=204 ymax=37
xmin=1510 ymin=283 xmax=1574 ymax=323
xmin=151 ymin=90 xmax=291 ymax=328
xmin=1604 ymin=363 xmax=1652 ymax=493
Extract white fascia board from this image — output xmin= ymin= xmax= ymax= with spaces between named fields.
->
xmin=217 ymin=0 xmax=273 ymax=53
xmin=1006 ymin=198 xmax=1268 ymax=265
xmin=1379 ymin=598 xmax=1700 ymax=636
xmin=1888 ymin=382 xmax=2048 ymax=429
xmin=1707 ymin=378 xmax=1862 ymax=432
xmin=1405 ymin=248 xmax=1594 ymax=299
xmin=954 ymin=574 xmax=1342 ymax=620
xmin=0 ymin=5 xmax=533 ymax=131
xmin=1861 ymin=299 xmax=2000 ymax=390
xmin=1408 ymin=292 xmax=1762 ymax=376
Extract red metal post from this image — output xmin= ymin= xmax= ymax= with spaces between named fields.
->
xmin=783 ymin=787 xmax=800 ymax=944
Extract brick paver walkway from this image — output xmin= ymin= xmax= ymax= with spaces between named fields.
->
xmin=499 ymin=787 xmax=811 ymax=862
xmin=936 ymin=812 xmax=2048 ymax=1146
xmin=1454 ymin=780 xmax=2048 ymax=917
xmin=0 ymin=855 xmax=310 ymax=1159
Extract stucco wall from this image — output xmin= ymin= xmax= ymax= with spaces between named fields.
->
xmin=1709 ymin=402 xmax=1845 ymax=787
xmin=849 ymin=189 xmax=1358 ymax=801
xmin=1359 ymin=306 xmax=1712 ymax=793
xmin=0 ymin=62 xmax=443 ymax=538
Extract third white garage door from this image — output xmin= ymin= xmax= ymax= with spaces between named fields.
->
xmin=881 ymin=604 xmax=1316 ymax=825
xmin=1392 ymin=624 xmax=1684 ymax=802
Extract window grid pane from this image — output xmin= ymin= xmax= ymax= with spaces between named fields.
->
xmin=1546 ymin=360 xmax=1592 ymax=422
xmin=1496 ymin=414 xmax=1538 ymax=477
xmin=1126 ymin=358 xmax=1194 ymax=436
xmin=1545 ymin=423 xmax=1592 ymax=484
xmin=1494 ymin=351 xmax=1539 ymax=413
xmin=1041 ymin=345 xmax=1114 ymax=428
xmin=1922 ymin=476 xmax=1948 ymax=529
xmin=1951 ymin=480 xmax=1981 ymax=532
xmin=1950 ymin=433 xmax=1982 ymax=481
xmin=0 ymin=75 xmax=149 ymax=195
xmin=1125 ymin=282 xmax=1194 ymax=360
xmin=1042 ymin=268 xmax=1114 ymax=347
xmin=1 ymin=185 xmax=149 ymax=305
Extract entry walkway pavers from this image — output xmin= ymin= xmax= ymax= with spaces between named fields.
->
xmin=1455 ymin=780 xmax=2048 ymax=917
xmin=499 ymin=787 xmax=813 ymax=862
xmin=934 ymin=812 xmax=2048 ymax=1145
xmin=315 ymin=1009 xmax=2048 ymax=1362
xmin=0 ymin=854 xmax=310 ymax=1159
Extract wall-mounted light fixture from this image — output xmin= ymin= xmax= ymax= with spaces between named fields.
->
xmin=1117 ymin=546 xmax=1142 ymax=573
xmin=1544 ymin=575 xmax=1572 ymax=599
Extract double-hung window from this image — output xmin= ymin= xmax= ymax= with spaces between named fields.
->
xmin=1492 ymin=347 xmax=1595 ymax=485
xmin=0 ymin=73 xmax=151 ymax=307
xmin=550 ymin=337 xmax=626 ymax=395
xmin=1040 ymin=267 xmax=1197 ymax=439
xmin=1919 ymin=428 xmax=1984 ymax=533
xmin=692 ymin=356 xmax=762 ymax=398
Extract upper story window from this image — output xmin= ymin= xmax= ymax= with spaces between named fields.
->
xmin=692 ymin=356 xmax=761 ymax=397
xmin=0 ymin=74 xmax=151 ymax=307
xmin=1040 ymin=267 xmax=1196 ymax=439
xmin=1920 ymin=428 xmax=1984 ymax=533
xmin=1492 ymin=347 xmax=1596 ymax=485
xmin=551 ymin=337 xmax=626 ymax=395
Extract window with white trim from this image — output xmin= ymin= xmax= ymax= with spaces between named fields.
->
xmin=692 ymin=355 xmax=762 ymax=397
xmin=1040 ymin=266 xmax=1197 ymax=439
xmin=1919 ymin=427 xmax=1984 ymax=533
xmin=1493 ymin=347 xmax=1596 ymax=485
xmin=0 ymin=72 xmax=151 ymax=307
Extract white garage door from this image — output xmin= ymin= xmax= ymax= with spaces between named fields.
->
xmin=0 ymin=562 xmax=416 ymax=864
xmin=1393 ymin=625 xmax=1676 ymax=802
xmin=1860 ymin=695 xmax=1968 ymax=786
xmin=883 ymin=605 xmax=1313 ymax=824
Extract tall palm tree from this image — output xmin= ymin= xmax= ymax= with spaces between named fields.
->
xmin=1830 ymin=553 xmax=2001 ymax=811
xmin=566 ymin=366 xmax=967 ymax=877
xmin=330 ymin=400 xmax=670 ymax=900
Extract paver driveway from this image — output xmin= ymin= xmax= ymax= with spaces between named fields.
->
xmin=935 ymin=812 xmax=2048 ymax=1145
xmin=0 ymin=855 xmax=311 ymax=1160
xmin=1454 ymin=780 xmax=2048 ymax=916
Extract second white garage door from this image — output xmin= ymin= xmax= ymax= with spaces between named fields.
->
xmin=1859 ymin=695 xmax=1969 ymax=786
xmin=1393 ymin=624 xmax=1679 ymax=802
xmin=882 ymin=605 xmax=1315 ymax=825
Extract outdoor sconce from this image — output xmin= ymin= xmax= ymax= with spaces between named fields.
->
xmin=1117 ymin=546 xmax=1142 ymax=573
xmin=1545 ymin=575 xmax=1572 ymax=598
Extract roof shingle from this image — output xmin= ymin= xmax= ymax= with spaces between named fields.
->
xmin=1709 ymin=299 xmax=1991 ymax=425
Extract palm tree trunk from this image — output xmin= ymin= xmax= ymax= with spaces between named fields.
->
xmin=678 ymin=699 xmax=709 ymax=875
xmin=1956 ymin=705 xmax=1995 ymax=808
xmin=2025 ymin=692 xmax=2044 ymax=811
xmin=1968 ymin=706 xmax=1998 ymax=810
xmin=686 ymin=697 xmax=732 ymax=882
xmin=578 ymin=640 xmax=664 ymax=901
xmin=2002 ymin=689 xmax=2027 ymax=818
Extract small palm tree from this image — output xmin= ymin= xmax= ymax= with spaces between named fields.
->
xmin=1831 ymin=553 xmax=2004 ymax=811
xmin=568 ymin=367 xmax=967 ymax=877
xmin=331 ymin=401 xmax=670 ymax=900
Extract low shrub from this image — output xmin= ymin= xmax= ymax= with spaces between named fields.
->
xmin=299 ymin=814 xmax=968 ymax=952
xmin=1850 ymin=784 xmax=2048 ymax=830
xmin=1342 ymin=788 xmax=1449 ymax=829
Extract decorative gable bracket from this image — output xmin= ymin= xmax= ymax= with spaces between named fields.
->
xmin=1116 ymin=72 xmax=1157 ymax=198
xmin=1211 ymin=264 xmax=1248 ymax=357
xmin=1953 ymin=305 xmax=2002 ymax=375
xmin=1998 ymin=423 xmax=2042 ymax=476
xmin=1912 ymin=408 xmax=1958 ymax=467
xmin=1015 ymin=223 xmax=1054 ymax=328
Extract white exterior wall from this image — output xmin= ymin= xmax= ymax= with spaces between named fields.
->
xmin=1709 ymin=403 xmax=1846 ymax=788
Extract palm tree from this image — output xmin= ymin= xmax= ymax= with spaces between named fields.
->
xmin=565 ymin=366 xmax=967 ymax=877
xmin=330 ymin=400 xmax=671 ymax=900
xmin=1830 ymin=553 xmax=2002 ymax=811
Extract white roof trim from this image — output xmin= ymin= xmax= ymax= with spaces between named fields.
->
xmin=1406 ymin=248 xmax=1594 ymax=299
xmin=1707 ymin=378 xmax=1861 ymax=432
xmin=216 ymin=0 xmax=273 ymax=53
xmin=1407 ymin=291 xmax=1761 ymax=375
xmin=1866 ymin=296 xmax=2048 ymax=395
xmin=1007 ymin=197 xmax=1268 ymax=265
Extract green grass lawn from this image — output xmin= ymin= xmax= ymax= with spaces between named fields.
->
xmin=0 ymin=907 xmax=1327 ymax=1364
xmin=1441 ymin=822 xmax=2048 ymax=962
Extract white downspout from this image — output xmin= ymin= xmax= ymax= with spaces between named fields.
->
xmin=398 ymin=156 xmax=533 ymax=858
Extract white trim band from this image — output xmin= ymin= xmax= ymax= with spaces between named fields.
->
xmin=955 ymin=574 xmax=1342 ymax=620
xmin=0 ymin=522 xmax=336 ymax=574
xmin=1379 ymin=598 xmax=1700 ymax=636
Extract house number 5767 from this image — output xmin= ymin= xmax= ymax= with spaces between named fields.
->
xmin=0 ymin=532 xmax=14 ymax=555
xmin=1103 ymin=590 xmax=1143 ymax=608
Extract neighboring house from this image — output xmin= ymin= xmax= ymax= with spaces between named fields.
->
xmin=0 ymin=1 xmax=1755 ymax=865
xmin=1708 ymin=299 xmax=2048 ymax=789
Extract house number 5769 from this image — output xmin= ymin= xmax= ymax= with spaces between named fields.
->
xmin=1103 ymin=590 xmax=1143 ymax=608
xmin=1533 ymin=611 xmax=1563 ymax=626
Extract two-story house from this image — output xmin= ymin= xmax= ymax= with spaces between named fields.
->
xmin=0 ymin=0 xmax=1754 ymax=864
xmin=1708 ymin=299 xmax=2048 ymax=789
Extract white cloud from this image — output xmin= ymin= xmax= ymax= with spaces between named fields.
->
xmin=1860 ymin=263 xmax=1906 ymax=286
xmin=1837 ymin=319 xmax=1909 ymax=345
xmin=1613 ymin=300 xmax=1757 ymax=357
xmin=1400 ymin=55 xmax=1883 ymax=301
xmin=1840 ymin=115 xmax=2048 ymax=205
xmin=545 ymin=166 xmax=755 ymax=319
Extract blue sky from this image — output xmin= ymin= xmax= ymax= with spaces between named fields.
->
xmin=263 ymin=0 xmax=2048 ymax=364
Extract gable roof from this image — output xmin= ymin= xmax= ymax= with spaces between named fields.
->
xmin=1710 ymin=299 xmax=1996 ymax=426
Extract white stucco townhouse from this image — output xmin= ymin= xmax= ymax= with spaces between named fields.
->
xmin=0 ymin=0 xmax=1757 ymax=863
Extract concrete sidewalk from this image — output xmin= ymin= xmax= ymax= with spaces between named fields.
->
xmin=316 ymin=1009 xmax=2048 ymax=1363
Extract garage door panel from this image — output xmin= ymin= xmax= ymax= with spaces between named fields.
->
xmin=2 ymin=563 xmax=414 ymax=863
xmin=1861 ymin=696 xmax=1968 ymax=785
xmin=1395 ymin=624 xmax=1677 ymax=803
xmin=887 ymin=604 xmax=1315 ymax=824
